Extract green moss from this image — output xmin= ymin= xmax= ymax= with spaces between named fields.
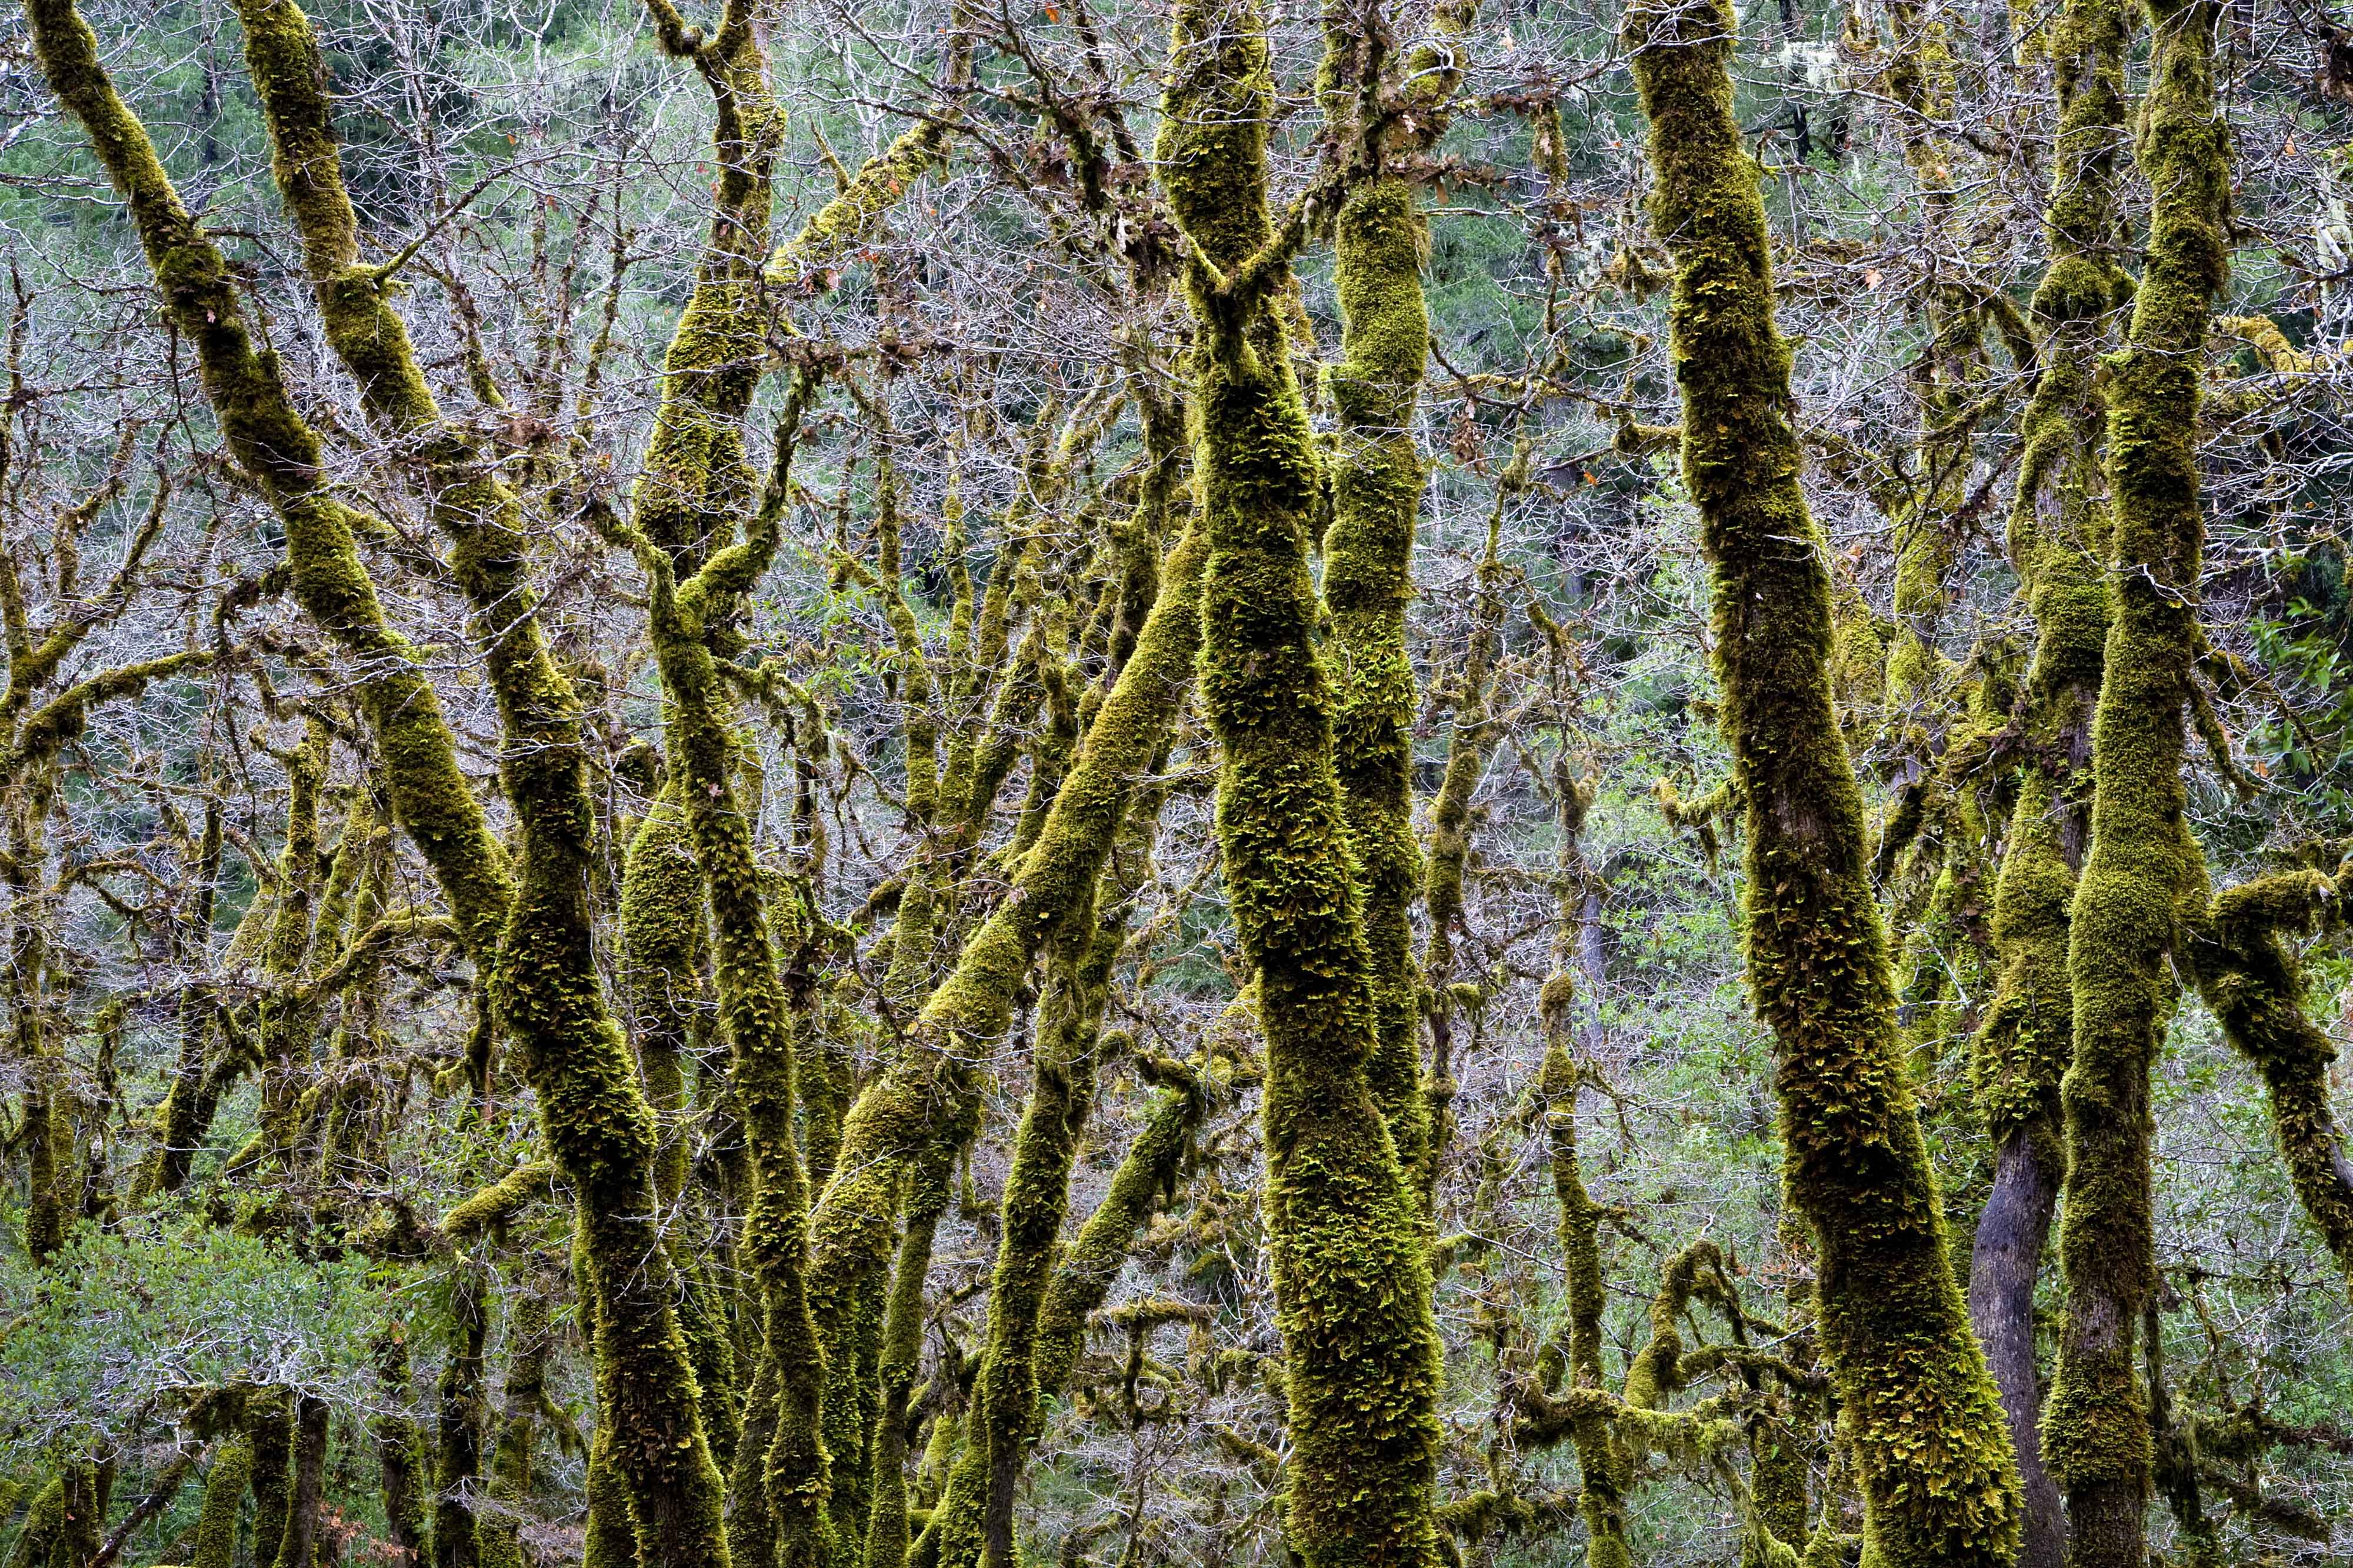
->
xmin=28 ymin=0 xmax=516 ymax=970
xmin=635 ymin=384 xmax=826 ymax=1568
xmin=138 ymin=803 xmax=224 ymax=1200
xmin=862 ymin=1126 xmax=963 ymax=1568
xmin=1538 ymin=1046 xmax=1630 ymax=1568
xmin=248 ymin=1387 xmax=295 ymax=1568
xmin=765 ymin=125 xmax=953 ymax=288
xmin=636 ymin=21 xmax=782 ymax=582
xmin=5 ymin=652 xmax=216 ymax=782
xmin=805 ymin=518 xmax=1207 ymax=1536
xmin=186 ymin=4 xmax=748 ymax=1557
xmin=192 ymin=1439 xmax=253 ymax=1568
xmin=2192 ymin=872 xmax=2353 ymax=1287
xmin=1961 ymin=4 xmax=2129 ymax=1558
xmin=275 ymin=1394 xmax=331 ymax=1568
xmin=375 ymin=1328 xmax=432 ymax=1568
xmin=480 ymin=1292 xmax=554 ymax=1568
xmin=932 ymin=831 xmax=1147 ymax=1568
xmin=435 ymin=1265 xmax=489 ymax=1568
xmin=619 ymin=792 xmax=735 ymax=1470
xmin=2 ymin=1480 xmax=63 ymax=1568
xmin=622 ymin=792 xmax=707 ymax=1207
xmin=1034 ymin=1070 xmax=1205 ymax=1403
xmin=437 ymin=1163 xmax=552 ymax=1241
xmin=1621 ymin=0 xmax=2022 ymax=1561
xmin=1418 ymin=512 xmax=1508 ymax=1197
xmin=255 ymin=719 xmax=328 ymax=1171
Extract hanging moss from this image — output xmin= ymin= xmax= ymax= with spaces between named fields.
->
xmin=2192 ymin=872 xmax=2353 ymax=1288
xmin=1621 ymin=0 xmax=2021 ymax=1562
xmin=2041 ymin=0 xmax=2227 ymax=1560
xmin=1158 ymin=3 xmax=1445 ymax=1562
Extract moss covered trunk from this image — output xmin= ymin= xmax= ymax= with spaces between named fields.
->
xmin=2042 ymin=2 xmax=2226 ymax=1563
xmin=1622 ymin=0 xmax=2021 ymax=1561
xmin=1156 ymin=3 xmax=1445 ymax=1563
xmin=634 ymin=384 xmax=831 ymax=1568
xmin=1325 ymin=176 xmax=1432 ymax=1198
xmin=1964 ymin=0 xmax=2130 ymax=1561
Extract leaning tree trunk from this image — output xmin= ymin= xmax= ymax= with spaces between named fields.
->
xmin=1621 ymin=0 xmax=2023 ymax=1562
